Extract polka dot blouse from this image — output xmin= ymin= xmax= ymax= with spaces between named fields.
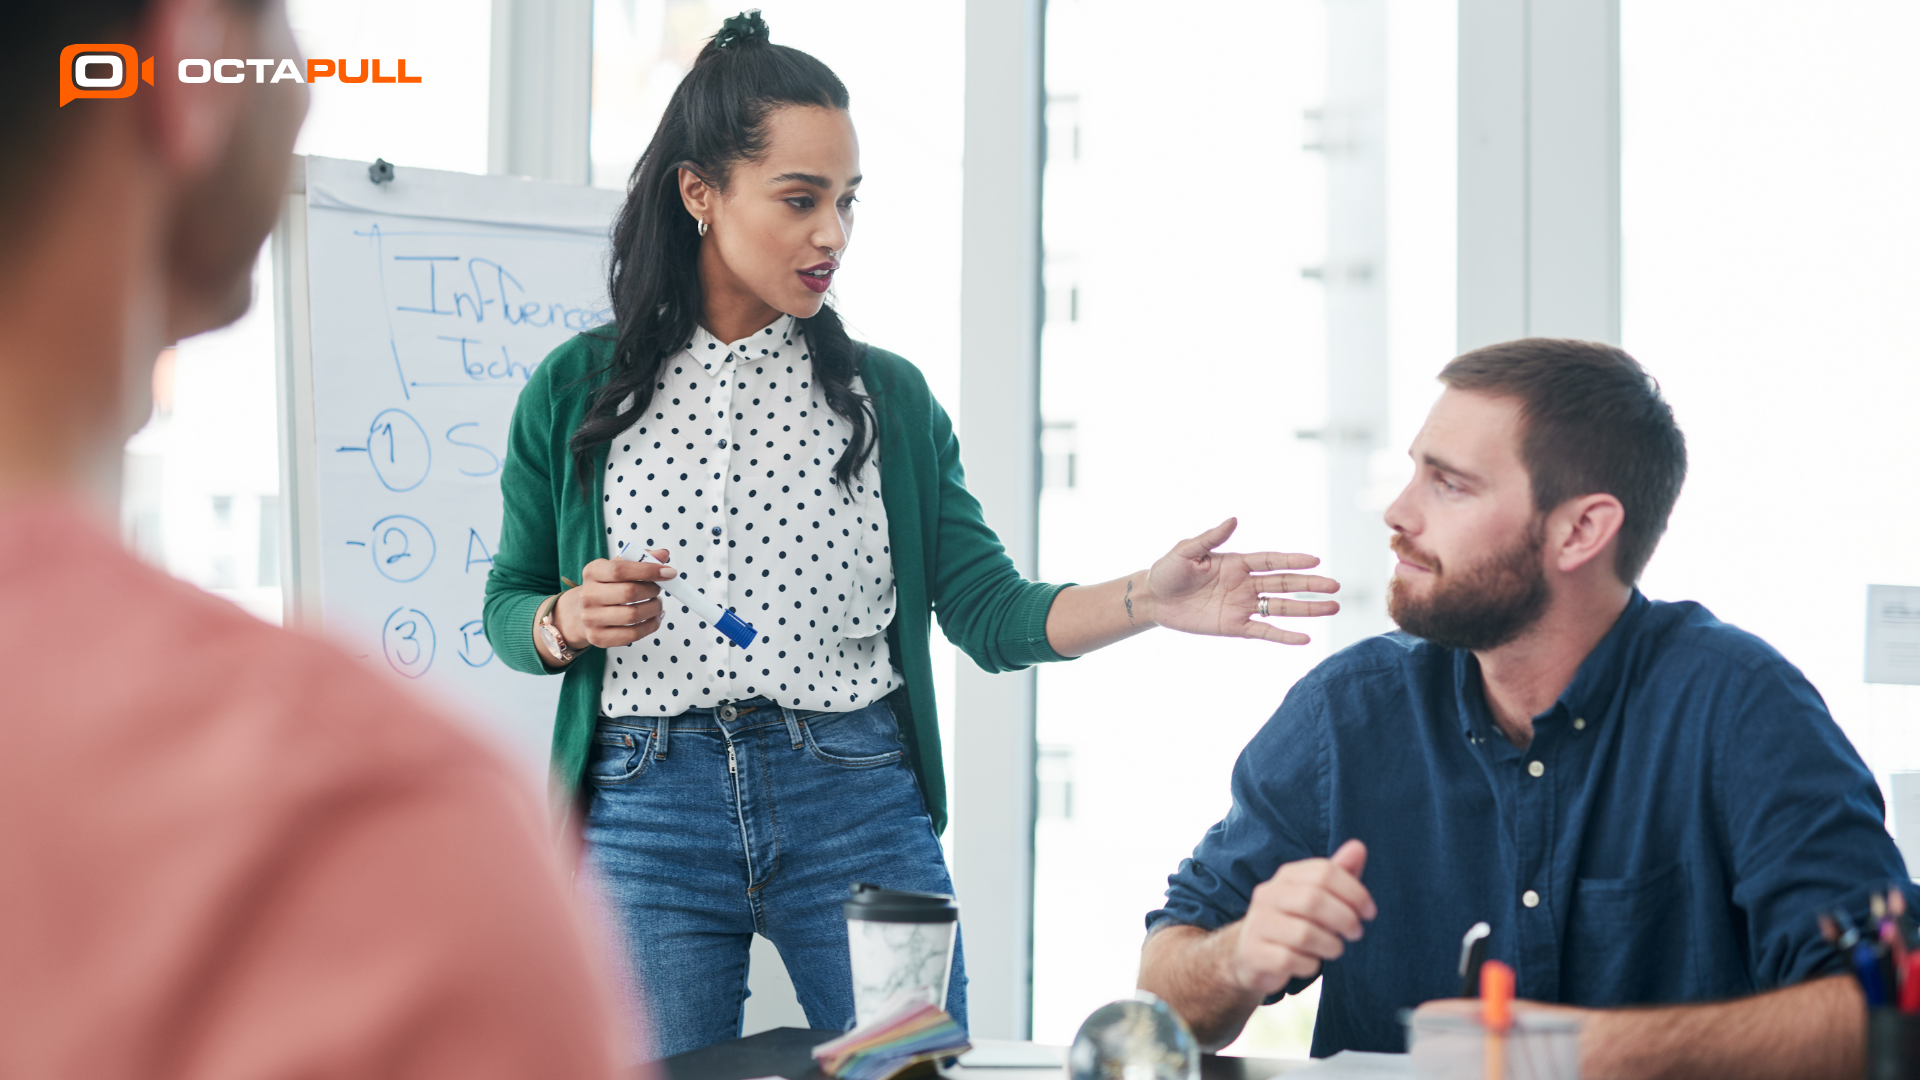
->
xmin=598 ymin=314 xmax=901 ymax=718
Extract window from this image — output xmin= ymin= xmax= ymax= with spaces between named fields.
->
xmin=1033 ymin=0 xmax=1456 ymax=1053
xmin=1621 ymin=1 xmax=1920 ymax=788
xmin=123 ymin=253 xmax=284 ymax=622
xmin=289 ymin=0 xmax=493 ymax=174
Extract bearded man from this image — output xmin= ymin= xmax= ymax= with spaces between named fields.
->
xmin=1137 ymin=339 xmax=1901 ymax=1080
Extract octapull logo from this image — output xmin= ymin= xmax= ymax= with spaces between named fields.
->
xmin=61 ymin=44 xmax=155 ymax=106
xmin=61 ymin=44 xmax=423 ymax=104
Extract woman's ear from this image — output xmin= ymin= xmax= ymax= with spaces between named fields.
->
xmin=678 ymin=166 xmax=715 ymax=227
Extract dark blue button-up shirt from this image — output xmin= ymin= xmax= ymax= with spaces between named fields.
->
xmin=1149 ymin=592 xmax=1908 ymax=1057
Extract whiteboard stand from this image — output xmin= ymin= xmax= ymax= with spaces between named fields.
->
xmin=272 ymin=155 xmax=323 ymax=630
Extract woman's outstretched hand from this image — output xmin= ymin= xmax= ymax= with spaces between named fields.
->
xmin=1146 ymin=518 xmax=1341 ymax=645
xmin=1043 ymin=518 xmax=1341 ymax=657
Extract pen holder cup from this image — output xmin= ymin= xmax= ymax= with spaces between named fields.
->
xmin=1404 ymin=1010 xmax=1581 ymax=1080
xmin=1867 ymin=1008 xmax=1920 ymax=1080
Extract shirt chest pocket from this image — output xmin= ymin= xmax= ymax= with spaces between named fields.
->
xmin=1562 ymin=861 xmax=1694 ymax=1007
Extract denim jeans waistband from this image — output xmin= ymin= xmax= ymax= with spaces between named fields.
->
xmin=596 ymin=693 xmax=893 ymax=759
xmin=596 ymin=698 xmax=826 ymax=731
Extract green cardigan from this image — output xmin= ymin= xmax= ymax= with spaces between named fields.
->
xmin=482 ymin=330 xmax=1071 ymax=833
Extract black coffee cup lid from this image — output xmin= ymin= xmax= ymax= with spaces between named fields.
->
xmin=844 ymin=882 xmax=959 ymax=923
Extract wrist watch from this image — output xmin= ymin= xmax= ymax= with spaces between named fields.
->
xmin=539 ymin=594 xmax=576 ymax=664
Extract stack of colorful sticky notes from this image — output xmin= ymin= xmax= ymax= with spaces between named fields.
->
xmin=811 ymin=994 xmax=972 ymax=1080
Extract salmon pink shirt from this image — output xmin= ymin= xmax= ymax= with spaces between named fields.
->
xmin=0 ymin=496 xmax=638 ymax=1078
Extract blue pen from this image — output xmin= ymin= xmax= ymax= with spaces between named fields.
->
xmin=617 ymin=541 xmax=758 ymax=649
xmin=1833 ymin=910 xmax=1888 ymax=1004
xmin=1857 ymin=941 xmax=1889 ymax=1007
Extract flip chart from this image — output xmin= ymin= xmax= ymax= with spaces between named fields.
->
xmin=279 ymin=155 xmax=623 ymax=772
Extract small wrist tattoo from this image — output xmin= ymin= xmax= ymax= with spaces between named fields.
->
xmin=1125 ymin=579 xmax=1136 ymax=625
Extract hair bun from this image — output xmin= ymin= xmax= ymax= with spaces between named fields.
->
xmin=715 ymin=9 xmax=769 ymax=49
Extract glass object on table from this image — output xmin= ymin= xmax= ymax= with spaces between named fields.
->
xmin=1068 ymin=992 xmax=1200 ymax=1080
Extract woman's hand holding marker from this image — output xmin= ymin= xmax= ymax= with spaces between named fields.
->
xmin=554 ymin=547 xmax=679 ymax=651
xmin=616 ymin=542 xmax=760 ymax=648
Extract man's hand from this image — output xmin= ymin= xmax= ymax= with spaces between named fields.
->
xmin=1227 ymin=839 xmax=1377 ymax=995
xmin=1138 ymin=840 xmax=1376 ymax=1051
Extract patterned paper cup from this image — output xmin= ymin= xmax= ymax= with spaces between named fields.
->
xmin=844 ymin=883 xmax=960 ymax=1028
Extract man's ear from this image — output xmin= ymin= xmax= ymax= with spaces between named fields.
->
xmin=678 ymin=166 xmax=716 ymax=226
xmin=1549 ymin=493 xmax=1626 ymax=577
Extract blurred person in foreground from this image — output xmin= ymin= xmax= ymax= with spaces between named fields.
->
xmin=0 ymin=1 xmax=633 ymax=1075
xmin=1137 ymin=340 xmax=1903 ymax=1079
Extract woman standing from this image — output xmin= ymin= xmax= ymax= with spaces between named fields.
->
xmin=483 ymin=11 xmax=1339 ymax=1059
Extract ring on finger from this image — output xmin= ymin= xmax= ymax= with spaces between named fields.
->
xmin=1258 ymin=597 xmax=1270 ymax=618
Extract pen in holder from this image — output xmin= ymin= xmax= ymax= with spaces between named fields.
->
xmin=1867 ymin=1008 xmax=1920 ymax=1080
xmin=1405 ymin=962 xmax=1580 ymax=1080
xmin=1405 ymin=1011 xmax=1581 ymax=1080
xmin=1831 ymin=888 xmax=1920 ymax=1079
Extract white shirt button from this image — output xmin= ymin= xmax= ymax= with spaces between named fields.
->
xmin=1523 ymin=889 xmax=1540 ymax=908
xmin=1528 ymin=760 xmax=1545 ymax=778
xmin=1573 ymin=717 xmax=1587 ymax=730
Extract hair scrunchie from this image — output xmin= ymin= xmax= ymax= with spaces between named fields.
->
xmin=715 ymin=9 xmax=769 ymax=49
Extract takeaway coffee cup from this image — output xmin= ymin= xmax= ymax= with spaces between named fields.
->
xmin=844 ymin=883 xmax=960 ymax=1027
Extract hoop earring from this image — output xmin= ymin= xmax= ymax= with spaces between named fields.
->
xmin=697 ymin=220 xmax=709 ymax=237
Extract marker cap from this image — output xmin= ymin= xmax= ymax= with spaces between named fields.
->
xmin=1480 ymin=960 xmax=1515 ymax=1032
xmin=715 ymin=610 xmax=758 ymax=650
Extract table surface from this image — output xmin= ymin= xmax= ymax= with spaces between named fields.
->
xmin=660 ymin=1027 xmax=1311 ymax=1080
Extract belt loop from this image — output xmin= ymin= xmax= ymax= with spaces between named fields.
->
xmin=782 ymin=705 xmax=803 ymax=749
xmin=655 ymin=715 xmax=670 ymax=759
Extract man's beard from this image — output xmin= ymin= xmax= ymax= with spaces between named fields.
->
xmin=1387 ymin=521 xmax=1550 ymax=651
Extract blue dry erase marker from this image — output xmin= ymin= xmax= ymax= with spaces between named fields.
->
xmin=617 ymin=541 xmax=758 ymax=649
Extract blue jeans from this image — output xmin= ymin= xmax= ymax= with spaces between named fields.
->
xmin=584 ymin=694 xmax=967 ymax=1059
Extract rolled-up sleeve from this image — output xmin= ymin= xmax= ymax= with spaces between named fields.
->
xmin=1718 ymin=658 xmax=1915 ymax=988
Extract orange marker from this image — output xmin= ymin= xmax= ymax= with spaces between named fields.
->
xmin=1481 ymin=960 xmax=1515 ymax=1080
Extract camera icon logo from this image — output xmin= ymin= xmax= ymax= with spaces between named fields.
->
xmin=60 ymin=44 xmax=153 ymax=107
